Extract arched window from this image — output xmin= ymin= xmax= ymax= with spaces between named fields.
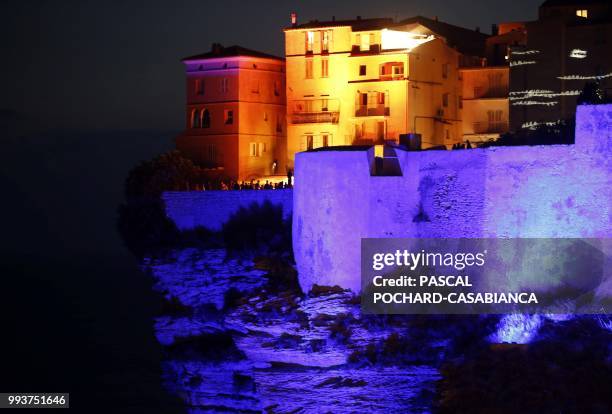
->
xmin=191 ymin=109 xmax=200 ymax=128
xmin=201 ymin=109 xmax=210 ymax=128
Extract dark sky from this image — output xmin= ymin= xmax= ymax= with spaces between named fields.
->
xmin=1 ymin=0 xmax=543 ymax=133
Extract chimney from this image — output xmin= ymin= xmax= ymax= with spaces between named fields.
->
xmin=291 ymin=12 xmax=297 ymax=27
xmin=434 ymin=16 xmax=439 ymax=22
xmin=356 ymin=15 xmax=362 ymax=20
xmin=475 ymin=26 xmax=480 ymax=33
xmin=491 ymin=24 xmax=499 ymax=36
xmin=332 ymin=15 xmax=336 ymax=22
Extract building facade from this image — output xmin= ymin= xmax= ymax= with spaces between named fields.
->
xmin=176 ymin=44 xmax=287 ymax=181
xmin=284 ymin=17 xmax=473 ymax=169
xmin=509 ymin=0 xmax=612 ymax=130
xmin=460 ymin=66 xmax=510 ymax=144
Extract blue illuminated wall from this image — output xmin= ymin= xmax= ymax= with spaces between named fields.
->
xmin=293 ymin=105 xmax=612 ymax=292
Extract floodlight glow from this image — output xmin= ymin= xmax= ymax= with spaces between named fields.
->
xmin=381 ymin=29 xmax=435 ymax=51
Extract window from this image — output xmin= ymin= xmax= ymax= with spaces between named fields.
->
xmin=458 ymin=96 xmax=463 ymax=110
xmin=205 ymin=144 xmax=217 ymax=164
xmin=359 ymin=93 xmax=368 ymax=106
xmin=191 ymin=108 xmax=200 ymax=128
xmin=251 ymin=80 xmax=259 ymax=94
xmin=322 ymin=134 xmax=330 ymax=147
xmin=201 ymin=109 xmax=210 ymax=128
xmin=306 ymin=134 xmax=314 ymax=150
xmin=306 ymin=31 xmax=315 ymax=53
xmin=377 ymin=121 xmax=385 ymax=140
xmin=443 ymin=93 xmax=449 ymax=107
xmin=321 ymin=58 xmax=329 ymax=78
xmin=274 ymin=80 xmax=280 ymax=96
xmin=195 ymin=79 xmax=204 ymax=95
xmin=263 ymin=112 xmax=268 ymax=122
xmin=576 ymin=9 xmax=588 ymax=18
xmin=305 ymin=59 xmax=313 ymax=79
xmin=360 ymin=33 xmax=370 ymax=51
xmin=304 ymin=99 xmax=312 ymax=112
xmin=248 ymin=142 xmax=265 ymax=157
xmin=321 ymin=98 xmax=329 ymax=111
xmin=488 ymin=110 xmax=504 ymax=130
xmin=359 ymin=65 xmax=367 ymax=76
xmin=377 ymin=92 xmax=385 ymax=105
xmin=224 ymin=109 xmax=233 ymax=125
xmin=276 ymin=117 xmax=282 ymax=133
xmin=321 ymin=30 xmax=330 ymax=52
xmin=221 ymin=78 xmax=229 ymax=93
xmin=442 ymin=63 xmax=449 ymax=79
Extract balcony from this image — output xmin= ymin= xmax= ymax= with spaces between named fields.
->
xmin=291 ymin=99 xmax=340 ymax=124
xmin=355 ymin=104 xmax=390 ymax=117
xmin=350 ymin=44 xmax=381 ymax=55
xmin=379 ymin=62 xmax=405 ymax=81
xmin=472 ymin=121 xmax=509 ymax=134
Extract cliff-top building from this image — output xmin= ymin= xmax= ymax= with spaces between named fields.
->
xmin=176 ymin=44 xmax=286 ymax=181
xmin=282 ymin=16 xmax=498 ymax=169
xmin=508 ymin=0 xmax=612 ymax=130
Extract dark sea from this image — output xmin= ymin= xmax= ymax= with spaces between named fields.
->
xmin=0 ymin=129 xmax=182 ymax=413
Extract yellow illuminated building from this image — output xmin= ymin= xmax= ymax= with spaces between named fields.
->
xmin=284 ymin=16 xmax=482 ymax=168
xmin=460 ymin=65 xmax=510 ymax=143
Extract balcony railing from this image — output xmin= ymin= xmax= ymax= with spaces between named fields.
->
xmin=291 ymin=99 xmax=340 ymax=124
xmin=351 ymin=44 xmax=381 ymax=54
xmin=355 ymin=104 xmax=390 ymax=117
xmin=473 ymin=121 xmax=508 ymax=134
xmin=379 ymin=73 xmax=405 ymax=81
xmin=292 ymin=112 xmax=340 ymax=124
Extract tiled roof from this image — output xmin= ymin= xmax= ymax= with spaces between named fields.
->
xmin=182 ymin=45 xmax=283 ymax=62
xmin=286 ymin=17 xmax=395 ymax=31
xmin=398 ymin=16 xmax=489 ymax=56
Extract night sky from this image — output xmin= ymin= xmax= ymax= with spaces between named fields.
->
xmin=1 ymin=0 xmax=543 ymax=133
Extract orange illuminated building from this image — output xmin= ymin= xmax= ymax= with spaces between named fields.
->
xmin=176 ymin=44 xmax=287 ymax=181
xmin=283 ymin=16 xmax=489 ymax=169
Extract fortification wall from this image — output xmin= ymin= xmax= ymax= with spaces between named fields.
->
xmin=293 ymin=105 xmax=612 ymax=292
xmin=163 ymin=189 xmax=293 ymax=231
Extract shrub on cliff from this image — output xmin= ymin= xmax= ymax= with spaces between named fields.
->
xmin=222 ymin=200 xmax=292 ymax=259
xmin=479 ymin=120 xmax=574 ymax=148
xmin=125 ymin=150 xmax=198 ymax=198
xmin=117 ymin=198 xmax=180 ymax=257
xmin=118 ymin=151 xmax=211 ymax=256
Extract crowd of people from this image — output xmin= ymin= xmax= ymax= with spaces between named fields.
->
xmin=221 ymin=179 xmax=293 ymax=190
xmin=192 ymin=178 xmax=293 ymax=191
xmin=451 ymin=140 xmax=474 ymax=150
